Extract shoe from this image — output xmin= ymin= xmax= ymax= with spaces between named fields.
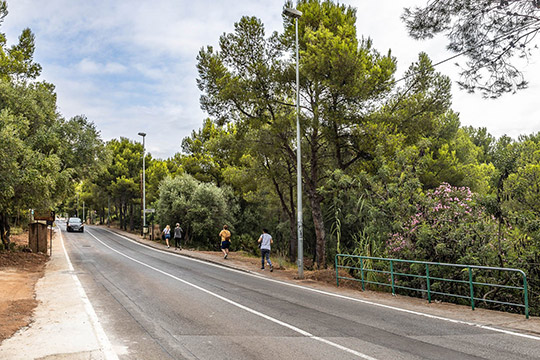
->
xmin=261 ymin=267 xmax=264 ymax=270
xmin=270 ymin=265 xmax=273 ymax=272
xmin=224 ymin=254 xmax=228 ymax=259
xmin=167 ymin=245 xmax=170 ymax=248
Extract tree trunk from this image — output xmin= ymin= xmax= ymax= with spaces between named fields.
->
xmin=120 ymin=202 xmax=125 ymax=230
xmin=123 ymin=203 xmax=127 ymax=231
xmin=129 ymin=203 xmax=134 ymax=231
xmin=288 ymin=187 xmax=297 ymax=263
xmin=306 ymin=122 xmax=326 ymax=269
xmin=0 ymin=212 xmax=11 ymax=250
xmin=302 ymin=158 xmax=326 ymax=269
xmin=309 ymin=193 xmax=326 ymax=269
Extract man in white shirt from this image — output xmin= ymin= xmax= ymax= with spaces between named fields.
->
xmin=258 ymin=228 xmax=273 ymax=272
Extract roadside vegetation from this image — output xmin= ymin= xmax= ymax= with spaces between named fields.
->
xmin=1 ymin=0 xmax=539 ymax=315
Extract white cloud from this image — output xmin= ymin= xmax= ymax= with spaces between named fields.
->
xmin=2 ymin=0 xmax=540 ymax=160
xmin=76 ymin=59 xmax=127 ymax=75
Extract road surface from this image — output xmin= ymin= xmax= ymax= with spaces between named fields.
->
xmin=61 ymin=224 xmax=540 ymax=359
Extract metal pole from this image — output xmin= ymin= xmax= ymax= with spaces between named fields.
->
xmin=360 ymin=257 xmax=365 ymax=291
xmin=390 ymin=260 xmax=395 ymax=295
xmin=142 ymin=136 xmax=146 ymax=228
xmin=107 ymin=196 xmax=110 ymax=227
xmin=523 ymin=274 xmax=529 ymax=319
xmin=295 ymin=16 xmax=303 ymax=279
xmin=83 ymin=201 xmax=85 ymax=223
xmin=283 ymin=7 xmax=303 ymax=279
xmin=468 ymin=266 xmax=475 ymax=311
xmin=138 ymin=133 xmax=146 ymax=231
xmin=335 ymin=255 xmax=339 ymax=287
xmin=426 ymin=263 xmax=431 ymax=303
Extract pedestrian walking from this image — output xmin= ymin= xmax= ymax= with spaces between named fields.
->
xmin=173 ymin=223 xmax=183 ymax=250
xmin=219 ymin=225 xmax=231 ymax=259
xmin=258 ymin=228 xmax=273 ymax=272
xmin=162 ymin=225 xmax=171 ymax=248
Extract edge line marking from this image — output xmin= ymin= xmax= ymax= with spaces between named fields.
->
xmin=86 ymin=229 xmax=377 ymax=360
xmin=97 ymin=227 xmax=540 ymax=342
xmin=59 ymin=227 xmax=119 ymax=360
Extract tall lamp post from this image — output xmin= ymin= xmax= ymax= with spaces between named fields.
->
xmin=283 ymin=7 xmax=303 ymax=279
xmin=138 ymin=132 xmax=147 ymax=234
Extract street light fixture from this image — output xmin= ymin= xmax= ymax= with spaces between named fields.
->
xmin=283 ymin=6 xmax=303 ymax=279
xmin=138 ymin=132 xmax=147 ymax=234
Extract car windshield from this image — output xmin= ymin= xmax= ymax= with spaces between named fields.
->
xmin=68 ymin=218 xmax=82 ymax=224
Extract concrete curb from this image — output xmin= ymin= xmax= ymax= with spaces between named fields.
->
xmin=101 ymin=226 xmax=259 ymax=275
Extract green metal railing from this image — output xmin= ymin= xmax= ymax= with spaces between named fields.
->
xmin=335 ymin=254 xmax=529 ymax=319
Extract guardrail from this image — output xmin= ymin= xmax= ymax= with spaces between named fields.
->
xmin=335 ymin=254 xmax=529 ymax=319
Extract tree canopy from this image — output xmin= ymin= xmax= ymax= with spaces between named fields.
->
xmin=402 ymin=0 xmax=540 ymax=97
xmin=0 ymin=1 xmax=104 ymax=248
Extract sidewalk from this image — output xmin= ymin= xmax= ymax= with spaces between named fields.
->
xmin=0 ymin=228 xmax=118 ymax=360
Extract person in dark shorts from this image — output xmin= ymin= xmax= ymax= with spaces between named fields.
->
xmin=162 ymin=225 xmax=171 ymax=248
xmin=173 ymin=223 xmax=183 ymax=250
xmin=258 ymin=228 xmax=273 ymax=272
xmin=219 ymin=225 xmax=231 ymax=259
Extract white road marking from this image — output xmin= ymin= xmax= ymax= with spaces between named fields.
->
xmin=86 ymin=229 xmax=378 ymax=360
xmin=98 ymin=227 xmax=540 ymax=342
xmin=59 ymin=227 xmax=119 ymax=360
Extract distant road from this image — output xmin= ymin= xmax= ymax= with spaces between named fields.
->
xmin=61 ymin=224 xmax=540 ymax=359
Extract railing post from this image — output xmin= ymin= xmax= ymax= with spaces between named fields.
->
xmin=360 ymin=257 xmax=365 ymax=291
xmin=390 ymin=259 xmax=395 ymax=295
xmin=335 ymin=255 xmax=339 ymax=287
xmin=468 ymin=266 xmax=475 ymax=311
xmin=523 ymin=273 xmax=529 ymax=319
xmin=426 ymin=263 xmax=431 ymax=303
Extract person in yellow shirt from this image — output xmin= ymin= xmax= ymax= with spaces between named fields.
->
xmin=219 ymin=224 xmax=231 ymax=259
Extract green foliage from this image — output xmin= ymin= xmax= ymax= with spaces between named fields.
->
xmin=388 ymin=183 xmax=498 ymax=265
xmin=0 ymin=2 xmax=105 ymax=248
xmin=197 ymin=0 xmax=398 ymax=267
xmin=156 ymin=175 xmax=237 ymax=249
xmin=402 ymin=0 xmax=537 ymax=97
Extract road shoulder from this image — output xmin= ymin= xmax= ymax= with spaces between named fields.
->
xmin=0 ymin=227 xmax=117 ymax=360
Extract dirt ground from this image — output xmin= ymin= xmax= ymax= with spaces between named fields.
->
xmin=0 ymin=232 xmax=48 ymax=343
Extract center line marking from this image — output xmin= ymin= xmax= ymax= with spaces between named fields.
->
xmin=86 ymin=229 xmax=378 ymax=359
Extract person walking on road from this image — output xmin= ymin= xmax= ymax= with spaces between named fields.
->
xmin=162 ymin=225 xmax=171 ymax=248
xmin=258 ymin=228 xmax=273 ymax=272
xmin=173 ymin=223 xmax=183 ymax=250
xmin=219 ymin=225 xmax=231 ymax=259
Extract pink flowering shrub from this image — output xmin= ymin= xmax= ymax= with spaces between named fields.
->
xmin=387 ymin=182 xmax=498 ymax=265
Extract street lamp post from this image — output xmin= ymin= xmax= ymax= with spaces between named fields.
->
xmin=138 ymin=132 xmax=147 ymax=234
xmin=283 ymin=7 xmax=303 ymax=279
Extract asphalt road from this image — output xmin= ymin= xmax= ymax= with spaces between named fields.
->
xmin=60 ymin=224 xmax=540 ymax=360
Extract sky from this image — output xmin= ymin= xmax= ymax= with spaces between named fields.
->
xmin=3 ymin=0 xmax=540 ymax=159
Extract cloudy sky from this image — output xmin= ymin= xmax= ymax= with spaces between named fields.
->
xmin=3 ymin=0 xmax=540 ymax=159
